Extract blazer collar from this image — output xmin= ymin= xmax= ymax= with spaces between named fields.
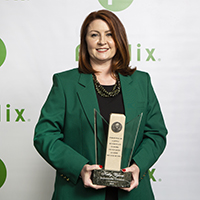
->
xmin=119 ymin=73 xmax=143 ymax=168
xmin=77 ymin=73 xmax=140 ymax=123
xmin=119 ymin=73 xmax=141 ymax=124
xmin=77 ymin=73 xmax=107 ymax=150
xmin=77 ymin=73 xmax=99 ymax=129
xmin=77 ymin=72 xmax=142 ymax=152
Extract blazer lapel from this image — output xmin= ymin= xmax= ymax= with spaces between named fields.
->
xmin=78 ymin=73 xmax=141 ymax=128
xmin=119 ymin=73 xmax=142 ymax=123
xmin=119 ymin=73 xmax=143 ymax=168
xmin=77 ymin=72 xmax=143 ymax=167
xmin=77 ymin=73 xmax=107 ymax=151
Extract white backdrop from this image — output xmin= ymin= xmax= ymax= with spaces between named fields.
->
xmin=0 ymin=0 xmax=200 ymax=199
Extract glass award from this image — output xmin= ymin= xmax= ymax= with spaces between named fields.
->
xmin=92 ymin=109 xmax=143 ymax=188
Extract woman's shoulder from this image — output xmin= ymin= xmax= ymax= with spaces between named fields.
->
xmin=129 ymin=70 xmax=150 ymax=81
xmin=132 ymin=70 xmax=149 ymax=76
xmin=53 ymin=68 xmax=81 ymax=82
xmin=54 ymin=68 xmax=79 ymax=78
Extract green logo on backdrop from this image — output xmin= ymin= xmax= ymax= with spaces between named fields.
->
xmin=76 ymin=43 xmax=159 ymax=62
xmin=0 ymin=39 xmax=7 ymax=67
xmin=149 ymin=168 xmax=162 ymax=182
xmin=98 ymin=0 xmax=133 ymax=11
xmin=0 ymin=104 xmax=29 ymax=122
xmin=0 ymin=159 xmax=7 ymax=188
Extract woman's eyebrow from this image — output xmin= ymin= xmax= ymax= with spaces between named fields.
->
xmin=89 ymin=29 xmax=111 ymax=33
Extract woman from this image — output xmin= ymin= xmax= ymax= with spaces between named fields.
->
xmin=34 ymin=10 xmax=167 ymax=200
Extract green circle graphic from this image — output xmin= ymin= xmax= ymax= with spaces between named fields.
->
xmin=0 ymin=38 xmax=7 ymax=67
xmin=0 ymin=159 xmax=7 ymax=188
xmin=98 ymin=0 xmax=134 ymax=12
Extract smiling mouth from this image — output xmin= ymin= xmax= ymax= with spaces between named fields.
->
xmin=96 ymin=48 xmax=109 ymax=52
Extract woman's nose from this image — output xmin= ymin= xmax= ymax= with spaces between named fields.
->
xmin=98 ymin=35 xmax=106 ymax=45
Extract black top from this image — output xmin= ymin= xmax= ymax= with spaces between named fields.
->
xmin=95 ymin=85 xmax=125 ymax=200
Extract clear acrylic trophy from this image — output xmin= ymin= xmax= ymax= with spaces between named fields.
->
xmin=92 ymin=109 xmax=143 ymax=188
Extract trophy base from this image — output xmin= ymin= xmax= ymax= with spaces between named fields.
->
xmin=92 ymin=169 xmax=132 ymax=188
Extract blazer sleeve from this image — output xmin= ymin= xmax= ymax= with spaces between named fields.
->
xmin=34 ymin=74 xmax=89 ymax=185
xmin=132 ymin=73 xmax=168 ymax=180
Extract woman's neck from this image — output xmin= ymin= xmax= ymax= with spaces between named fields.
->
xmin=94 ymin=70 xmax=116 ymax=86
xmin=90 ymin=60 xmax=116 ymax=85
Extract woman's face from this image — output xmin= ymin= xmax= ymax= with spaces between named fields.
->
xmin=86 ymin=19 xmax=116 ymax=67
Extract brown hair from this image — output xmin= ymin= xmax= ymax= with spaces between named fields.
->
xmin=78 ymin=10 xmax=136 ymax=76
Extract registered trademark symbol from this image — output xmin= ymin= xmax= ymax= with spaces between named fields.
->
xmin=158 ymin=58 xmax=161 ymax=61
xmin=28 ymin=119 xmax=31 ymax=122
xmin=159 ymin=179 xmax=162 ymax=182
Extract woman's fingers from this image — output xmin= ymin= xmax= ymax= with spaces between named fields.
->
xmin=81 ymin=164 xmax=106 ymax=189
xmin=120 ymin=163 xmax=140 ymax=192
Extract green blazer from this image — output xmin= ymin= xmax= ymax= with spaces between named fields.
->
xmin=34 ymin=68 xmax=167 ymax=200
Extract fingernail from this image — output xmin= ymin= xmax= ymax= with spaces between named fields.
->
xmin=99 ymin=165 xmax=103 ymax=169
xmin=122 ymin=169 xmax=126 ymax=172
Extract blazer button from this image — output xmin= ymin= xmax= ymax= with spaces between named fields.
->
xmin=66 ymin=178 xmax=70 ymax=181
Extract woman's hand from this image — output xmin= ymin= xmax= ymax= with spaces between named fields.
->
xmin=80 ymin=164 xmax=106 ymax=190
xmin=120 ymin=163 xmax=140 ymax=192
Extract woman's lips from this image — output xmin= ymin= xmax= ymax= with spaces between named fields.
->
xmin=96 ymin=48 xmax=109 ymax=52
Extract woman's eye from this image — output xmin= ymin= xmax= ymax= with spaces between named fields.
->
xmin=91 ymin=33 xmax=98 ymax=37
xmin=107 ymin=33 xmax=112 ymax=37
